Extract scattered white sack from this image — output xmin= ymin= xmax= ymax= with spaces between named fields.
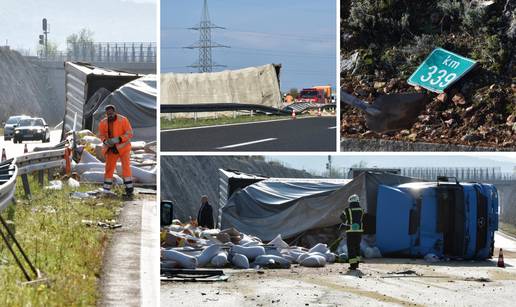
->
xmin=80 ymin=151 xmax=101 ymax=163
xmin=324 ymin=252 xmax=336 ymax=264
xmin=116 ymin=164 xmax=156 ymax=184
xmin=281 ymin=253 xmax=296 ymax=263
xmin=230 ymin=245 xmax=265 ymax=261
xmin=309 ymin=243 xmax=329 ymax=254
xmin=45 ymin=180 xmax=63 ymax=190
xmin=297 ymin=252 xmax=311 ymax=263
xmin=269 ymin=234 xmax=289 ymax=250
xmin=81 ymin=171 xmax=123 ymax=185
xmin=74 ymin=162 xmax=155 ymax=184
xmin=68 ymin=177 xmax=80 ymax=189
xmin=240 ymin=234 xmax=261 ymax=246
xmin=210 ymin=252 xmax=228 ymax=268
xmin=197 ymin=245 xmax=221 ymax=267
xmin=288 ymin=249 xmax=306 ymax=263
xmin=241 ymin=240 xmax=260 ymax=247
xmin=300 ymin=254 xmax=326 ymax=267
xmin=74 ymin=162 xmax=105 ymax=174
xmin=336 ymin=239 xmax=348 ymax=255
xmin=144 ymin=141 xmax=157 ymax=154
xmin=162 ymin=249 xmax=197 ymax=269
xmin=253 ymin=255 xmax=291 ymax=269
xmin=231 ymin=253 xmax=250 ymax=269
xmin=131 ymin=141 xmax=147 ymax=150
xmin=263 ymin=247 xmax=283 ymax=257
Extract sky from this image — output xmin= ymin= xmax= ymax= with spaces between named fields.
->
xmin=160 ymin=0 xmax=336 ymax=91
xmin=0 ymin=0 xmax=156 ymax=53
xmin=265 ymin=154 xmax=516 ymax=175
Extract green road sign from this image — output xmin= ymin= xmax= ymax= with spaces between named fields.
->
xmin=407 ymin=48 xmax=476 ymax=93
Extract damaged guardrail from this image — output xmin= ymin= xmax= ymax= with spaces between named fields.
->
xmin=0 ymin=158 xmax=18 ymax=212
xmin=161 ymin=102 xmax=337 ymax=115
xmin=161 ymin=103 xmax=290 ymax=115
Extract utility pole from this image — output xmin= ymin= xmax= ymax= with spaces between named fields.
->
xmin=184 ymin=0 xmax=229 ymax=72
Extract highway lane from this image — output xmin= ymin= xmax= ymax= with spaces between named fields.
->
xmin=161 ymin=116 xmax=337 ymax=151
xmin=0 ymin=130 xmax=62 ymax=158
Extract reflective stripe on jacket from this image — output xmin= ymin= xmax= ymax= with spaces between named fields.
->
xmin=98 ymin=114 xmax=133 ymax=156
xmin=344 ymin=205 xmax=364 ymax=233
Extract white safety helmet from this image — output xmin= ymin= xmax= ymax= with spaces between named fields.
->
xmin=348 ymin=194 xmax=360 ymax=203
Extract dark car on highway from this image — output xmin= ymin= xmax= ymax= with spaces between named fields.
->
xmin=3 ymin=115 xmax=31 ymax=141
xmin=13 ymin=117 xmax=51 ymax=143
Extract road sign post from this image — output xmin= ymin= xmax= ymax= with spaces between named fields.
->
xmin=408 ymin=48 xmax=476 ymax=93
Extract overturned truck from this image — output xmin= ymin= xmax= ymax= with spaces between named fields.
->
xmin=218 ymin=169 xmax=499 ymax=260
xmin=62 ymin=62 xmax=156 ymax=142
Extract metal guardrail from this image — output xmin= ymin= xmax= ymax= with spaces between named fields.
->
xmin=0 ymin=158 xmax=18 ymax=212
xmin=161 ymin=102 xmax=337 ymax=114
xmin=16 ymin=149 xmax=66 ymax=176
xmin=283 ymin=102 xmax=337 ymax=113
xmin=161 ymin=103 xmax=290 ymax=115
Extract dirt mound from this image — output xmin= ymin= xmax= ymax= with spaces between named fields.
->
xmin=341 ymin=0 xmax=515 ymax=149
xmin=160 ymin=156 xmax=315 ymax=222
xmin=0 ymin=48 xmax=59 ymax=124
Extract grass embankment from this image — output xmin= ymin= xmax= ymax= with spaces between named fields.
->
xmin=0 ymin=175 xmax=124 ymax=306
xmin=161 ymin=114 xmax=302 ymax=129
xmin=500 ymin=222 xmax=516 ymax=238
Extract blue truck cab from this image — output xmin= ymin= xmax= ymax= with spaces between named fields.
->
xmin=375 ymin=178 xmax=498 ymax=260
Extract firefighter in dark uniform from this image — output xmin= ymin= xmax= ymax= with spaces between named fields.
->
xmin=340 ymin=194 xmax=364 ymax=270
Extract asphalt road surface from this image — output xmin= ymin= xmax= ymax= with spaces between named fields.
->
xmin=162 ymin=231 xmax=516 ymax=306
xmin=161 ymin=117 xmax=337 ymax=151
xmin=0 ymin=130 xmax=61 ymax=158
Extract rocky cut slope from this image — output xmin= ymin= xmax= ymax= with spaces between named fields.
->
xmin=0 ymin=48 xmax=59 ymax=124
xmin=341 ymin=0 xmax=515 ymax=149
xmin=160 ymin=156 xmax=315 ymax=222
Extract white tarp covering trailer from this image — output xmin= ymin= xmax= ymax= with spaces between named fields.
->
xmin=62 ymin=62 xmax=141 ymax=139
xmin=218 ymin=169 xmax=422 ymax=241
xmin=160 ymin=64 xmax=283 ymax=109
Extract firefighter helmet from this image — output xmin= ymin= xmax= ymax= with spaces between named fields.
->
xmin=348 ymin=194 xmax=360 ymax=203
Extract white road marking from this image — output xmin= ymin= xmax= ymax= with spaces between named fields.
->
xmin=328 ymin=126 xmax=337 ymax=130
xmin=216 ymin=138 xmax=278 ymax=149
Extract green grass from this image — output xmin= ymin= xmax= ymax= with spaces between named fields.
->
xmin=500 ymin=222 xmax=516 ymax=238
xmin=160 ymin=114 xmax=302 ymax=129
xmin=0 ymin=175 xmax=124 ymax=306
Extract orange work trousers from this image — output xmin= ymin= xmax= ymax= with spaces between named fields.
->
xmin=104 ymin=150 xmax=132 ymax=180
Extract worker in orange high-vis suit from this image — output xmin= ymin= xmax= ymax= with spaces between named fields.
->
xmin=98 ymin=105 xmax=134 ymax=196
